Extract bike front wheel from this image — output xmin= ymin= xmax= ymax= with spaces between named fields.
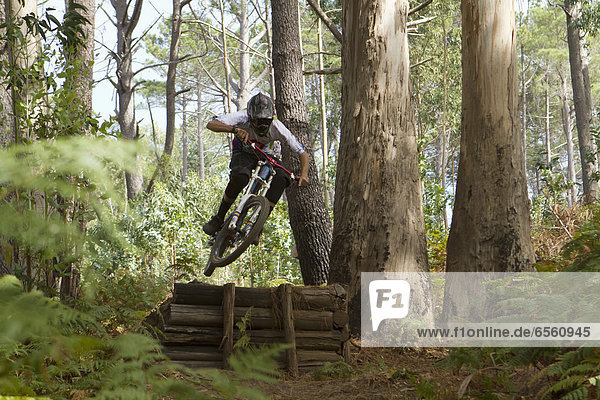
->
xmin=208 ymin=195 xmax=269 ymax=269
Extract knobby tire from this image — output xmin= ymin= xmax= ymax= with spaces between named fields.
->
xmin=205 ymin=195 xmax=269 ymax=274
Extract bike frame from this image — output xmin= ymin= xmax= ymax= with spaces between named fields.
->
xmin=226 ymin=143 xmax=295 ymax=232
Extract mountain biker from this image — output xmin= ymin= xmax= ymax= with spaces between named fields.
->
xmin=202 ymin=92 xmax=310 ymax=236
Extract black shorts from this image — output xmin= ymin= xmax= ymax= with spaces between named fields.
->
xmin=229 ymin=151 xmax=292 ymax=186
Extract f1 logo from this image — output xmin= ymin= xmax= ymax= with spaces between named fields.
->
xmin=369 ymin=280 xmax=411 ymax=331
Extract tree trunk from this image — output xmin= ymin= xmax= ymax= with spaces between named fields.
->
xmin=317 ymin=2 xmax=329 ymax=206
xmin=60 ymin=0 xmax=96 ymax=301
xmin=559 ymin=68 xmax=577 ymax=206
xmin=441 ymin=2 xmax=448 ymax=230
xmin=236 ymin=0 xmax=252 ymax=109
xmin=197 ymin=76 xmax=205 ymax=180
xmin=264 ymin=0 xmax=276 ymax=99
xmin=164 ymin=0 xmax=185 ymax=156
xmin=271 ymin=0 xmax=332 ymax=286
xmin=565 ymin=0 xmax=597 ymax=203
xmin=521 ymin=43 xmax=528 ymax=175
xmin=6 ymin=0 xmax=38 ymax=144
xmin=114 ymin=0 xmax=144 ymax=199
xmin=0 ymin=1 xmax=15 ymax=148
xmin=545 ymin=74 xmax=551 ymax=166
xmin=329 ymin=0 xmax=430 ymax=328
xmin=65 ymin=0 xmax=94 ymax=118
xmin=182 ymin=94 xmax=188 ymax=182
xmin=446 ymin=0 xmax=535 ymax=274
xmin=219 ymin=0 xmax=233 ymax=113
xmin=229 ymin=0 xmax=269 ymax=110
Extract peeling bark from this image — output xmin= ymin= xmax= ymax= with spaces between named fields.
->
xmin=329 ymin=0 xmax=430 ymax=326
xmin=446 ymin=0 xmax=535 ymax=273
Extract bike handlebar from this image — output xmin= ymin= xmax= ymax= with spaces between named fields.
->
xmin=243 ymin=142 xmax=298 ymax=181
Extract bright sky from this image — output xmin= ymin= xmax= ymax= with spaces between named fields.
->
xmin=44 ymin=0 xmax=171 ymax=129
xmin=92 ymin=0 xmax=172 ymax=129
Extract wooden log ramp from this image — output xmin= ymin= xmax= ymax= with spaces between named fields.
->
xmin=150 ymin=282 xmax=350 ymax=374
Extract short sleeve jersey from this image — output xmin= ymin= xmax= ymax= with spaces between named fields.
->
xmin=215 ymin=110 xmax=306 ymax=157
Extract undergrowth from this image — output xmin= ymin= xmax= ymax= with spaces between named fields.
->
xmin=440 ymin=205 xmax=600 ymax=399
xmin=0 ymin=275 xmax=283 ymax=399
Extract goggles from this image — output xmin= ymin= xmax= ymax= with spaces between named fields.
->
xmin=251 ymin=118 xmax=273 ymax=134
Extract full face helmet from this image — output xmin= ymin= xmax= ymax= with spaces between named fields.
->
xmin=247 ymin=93 xmax=274 ymax=136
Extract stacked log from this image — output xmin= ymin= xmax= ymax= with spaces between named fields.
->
xmin=153 ymin=282 xmax=350 ymax=373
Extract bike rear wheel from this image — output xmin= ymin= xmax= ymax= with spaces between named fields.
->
xmin=208 ymin=195 xmax=269 ymax=269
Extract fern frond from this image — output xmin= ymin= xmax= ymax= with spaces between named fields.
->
xmin=544 ymin=375 xmax=586 ymax=398
xmin=228 ymin=344 xmax=285 ymax=383
xmin=564 ymin=362 xmax=600 ymax=376
xmin=558 ymin=386 xmax=588 ymax=400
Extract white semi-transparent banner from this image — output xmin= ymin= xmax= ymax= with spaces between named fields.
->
xmin=361 ymin=272 xmax=600 ymax=347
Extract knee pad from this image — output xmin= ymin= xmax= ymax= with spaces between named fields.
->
xmin=225 ymin=174 xmax=249 ymax=199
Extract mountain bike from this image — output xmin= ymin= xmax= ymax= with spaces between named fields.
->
xmin=203 ymin=143 xmax=296 ymax=277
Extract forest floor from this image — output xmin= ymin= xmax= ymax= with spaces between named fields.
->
xmin=255 ymin=346 xmax=542 ymax=399
xmin=212 ymin=341 xmax=547 ymax=399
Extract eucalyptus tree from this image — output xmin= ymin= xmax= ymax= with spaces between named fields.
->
xmin=301 ymin=0 xmax=342 ymax=206
xmin=64 ymin=0 xmax=95 ymax=118
xmin=0 ymin=2 xmax=14 ymax=148
xmin=329 ymin=0 xmax=429 ymax=316
xmin=2 ymin=0 xmax=39 ymax=145
xmin=0 ymin=0 xmax=39 ymax=277
xmin=164 ymin=0 xmax=191 ymax=159
xmin=409 ymin=0 xmax=462 ymax=235
xmin=59 ymin=0 xmax=96 ymax=301
xmin=446 ymin=0 xmax=535 ymax=273
xmin=107 ymin=0 xmax=144 ymax=200
xmin=523 ymin=4 xmax=578 ymax=206
xmin=190 ymin=0 xmax=270 ymax=111
xmin=563 ymin=0 xmax=598 ymax=203
xmin=0 ymin=0 xmax=10 ymax=274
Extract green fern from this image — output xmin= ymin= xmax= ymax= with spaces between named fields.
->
xmin=0 ymin=275 xmax=248 ymax=399
xmin=437 ymin=347 xmax=488 ymax=370
xmin=539 ymin=348 xmax=600 ymax=400
xmin=199 ymin=344 xmax=286 ymax=400
xmin=233 ymin=307 xmax=254 ymax=350
xmin=564 ymin=362 xmax=600 ymax=376
xmin=557 ymin=386 xmax=588 ymax=400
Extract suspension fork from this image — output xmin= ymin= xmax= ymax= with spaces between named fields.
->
xmin=227 ymin=162 xmax=274 ymax=231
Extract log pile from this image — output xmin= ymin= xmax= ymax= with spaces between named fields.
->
xmin=150 ymin=282 xmax=350 ymax=374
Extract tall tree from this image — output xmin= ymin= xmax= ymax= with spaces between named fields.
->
xmin=181 ymin=94 xmax=188 ymax=182
xmin=0 ymin=1 xmax=15 ymax=148
xmin=329 ymin=0 xmax=429 ymax=316
xmin=64 ymin=0 xmax=95 ymax=117
xmin=271 ymin=0 xmax=332 ymax=285
xmin=0 ymin=0 xmax=11 ymax=275
xmin=61 ymin=0 xmax=96 ymax=301
xmin=0 ymin=0 xmax=40 ymax=277
xmin=4 ymin=0 xmax=39 ymax=145
xmin=111 ymin=0 xmax=144 ymax=199
xmin=163 ymin=0 xmax=190 ymax=156
xmin=564 ymin=0 xmax=598 ymax=203
xmin=446 ymin=0 xmax=535 ymax=273
xmin=558 ymin=68 xmax=577 ymax=206
xmin=196 ymin=76 xmax=206 ymax=180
